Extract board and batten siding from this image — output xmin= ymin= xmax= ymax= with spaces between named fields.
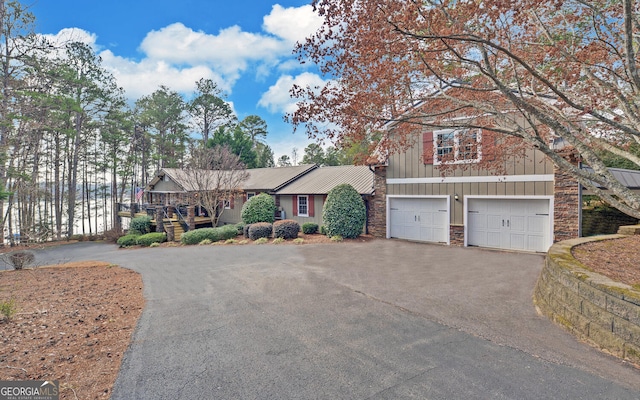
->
xmin=387 ymin=132 xmax=555 ymax=225
xmin=217 ymin=193 xmax=244 ymax=226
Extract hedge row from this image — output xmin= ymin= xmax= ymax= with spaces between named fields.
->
xmin=117 ymin=232 xmax=166 ymax=247
xmin=180 ymin=225 xmax=239 ymax=245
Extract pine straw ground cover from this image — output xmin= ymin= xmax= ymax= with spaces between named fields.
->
xmin=0 ymin=261 xmax=144 ymax=399
xmin=572 ymin=235 xmax=640 ymax=288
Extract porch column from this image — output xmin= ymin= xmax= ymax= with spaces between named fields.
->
xmin=156 ymin=207 xmax=164 ymax=233
xmin=167 ymin=206 xmax=174 ymax=219
xmin=368 ymin=165 xmax=387 ymax=238
xmin=187 ymin=206 xmax=196 ymax=231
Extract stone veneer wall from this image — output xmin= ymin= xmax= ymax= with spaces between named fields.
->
xmin=449 ymin=225 xmax=464 ymax=246
xmin=553 ymin=164 xmax=581 ymax=243
xmin=534 ymin=235 xmax=640 ymax=364
xmin=368 ymin=166 xmax=387 ymax=237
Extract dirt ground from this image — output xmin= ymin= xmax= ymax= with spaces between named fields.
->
xmin=572 ymin=234 xmax=640 ymax=287
xmin=0 ymin=233 xmax=636 ymax=399
xmin=0 ymin=262 xmax=144 ymax=399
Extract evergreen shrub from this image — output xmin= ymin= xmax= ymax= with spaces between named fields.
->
xmin=241 ymin=193 xmax=276 ymax=224
xmin=322 ymin=184 xmax=366 ymax=239
xmin=273 ymin=219 xmax=300 ymax=239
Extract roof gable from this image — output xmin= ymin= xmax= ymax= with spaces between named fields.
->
xmin=275 ymin=165 xmax=374 ymax=195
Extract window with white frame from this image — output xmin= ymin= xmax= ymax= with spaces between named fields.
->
xmin=434 ymin=128 xmax=481 ymax=164
xmin=223 ymin=199 xmax=231 ymax=209
xmin=297 ymin=195 xmax=309 ymax=217
xmin=247 ymin=192 xmax=256 ymax=199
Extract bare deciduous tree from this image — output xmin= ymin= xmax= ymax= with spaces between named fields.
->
xmin=182 ymin=145 xmax=249 ymax=226
xmin=290 ymin=0 xmax=640 ymax=218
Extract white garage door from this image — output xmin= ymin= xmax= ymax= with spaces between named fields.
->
xmin=389 ymin=197 xmax=449 ymax=243
xmin=467 ymin=198 xmax=551 ymax=252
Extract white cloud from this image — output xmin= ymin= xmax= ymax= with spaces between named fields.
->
xmin=139 ymin=23 xmax=288 ymax=77
xmin=40 ymin=5 xmax=321 ymax=110
xmin=42 ymin=27 xmax=98 ymax=49
xmin=258 ymin=72 xmax=328 ymax=114
xmin=100 ymin=50 xmax=228 ymax=99
xmin=262 ymin=4 xmax=323 ymax=44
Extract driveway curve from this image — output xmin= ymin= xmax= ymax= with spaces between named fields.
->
xmin=33 ymin=240 xmax=640 ymax=399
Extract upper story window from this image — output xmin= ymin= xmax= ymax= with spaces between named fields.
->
xmin=433 ymin=128 xmax=481 ymax=165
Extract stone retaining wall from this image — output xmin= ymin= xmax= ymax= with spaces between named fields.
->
xmin=533 ymin=234 xmax=640 ymax=364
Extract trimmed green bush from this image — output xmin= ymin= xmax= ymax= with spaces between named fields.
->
xmin=180 ymin=225 xmax=238 ymax=245
xmin=319 ymin=225 xmax=327 ymax=235
xmin=273 ymin=219 xmax=300 ymax=239
xmin=243 ymin=224 xmax=251 ymax=238
xmin=117 ymin=234 xmax=140 ymax=247
xmin=248 ymin=222 xmax=273 ymax=240
xmin=235 ymin=222 xmax=245 ymax=235
xmin=322 ymin=184 xmax=366 ymax=239
xmin=302 ymin=222 xmax=318 ymax=234
xmin=241 ymin=193 xmax=276 ymax=224
xmin=130 ymin=215 xmax=152 ymax=235
xmin=137 ymin=232 xmax=166 ymax=247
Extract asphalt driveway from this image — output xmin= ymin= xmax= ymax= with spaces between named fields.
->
xmin=33 ymin=240 xmax=640 ymax=399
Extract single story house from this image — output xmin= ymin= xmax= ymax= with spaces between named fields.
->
xmin=273 ymin=165 xmax=375 ymax=230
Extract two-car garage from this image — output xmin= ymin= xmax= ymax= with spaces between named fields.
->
xmin=388 ymin=195 xmax=553 ymax=252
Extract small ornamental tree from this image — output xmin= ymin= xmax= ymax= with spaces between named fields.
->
xmin=241 ymin=193 xmax=276 ymax=224
xmin=322 ymin=184 xmax=366 ymax=239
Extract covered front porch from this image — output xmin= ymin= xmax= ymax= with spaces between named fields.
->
xmin=117 ymin=203 xmax=214 ymax=241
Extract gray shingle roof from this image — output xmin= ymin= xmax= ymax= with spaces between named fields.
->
xmin=275 ymin=165 xmax=375 ymax=195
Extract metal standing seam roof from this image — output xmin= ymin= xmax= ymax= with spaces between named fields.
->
xmin=147 ymin=165 xmax=319 ymax=192
xmin=242 ymin=164 xmax=317 ymax=191
xmin=275 ymin=165 xmax=375 ymax=195
xmin=582 ymin=166 xmax=640 ymax=189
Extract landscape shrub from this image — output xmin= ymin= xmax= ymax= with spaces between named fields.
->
xmin=273 ymin=219 xmax=300 ymax=239
xmin=199 ymin=239 xmax=213 ymax=245
xmin=241 ymin=193 xmax=276 ymax=224
xmin=136 ymin=232 xmax=166 ymax=247
xmin=322 ymin=184 xmax=366 ymax=239
xmin=235 ymin=222 xmax=245 ymax=235
xmin=180 ymin=225 xmax=238 ymax=245
xmin=117 ymin=234 xmax=140 ymax=247
xmin=272 ymin=237 xmax=285 ymax=244
xmin=0 ymin=298 xmax=18 ymax=320
xmin=243 ymin=224 xmax=251 ymax=238
xmin=7 ymin=251 xmax=35 ymax=270
xmin=248 ymin=222 xmax=273 ymax=240
xmin=293 ymin=238 xmax=304 ymax=244
xmin=254 ymin=237 xmax=269 ymax=244
xmin=302 ymin=222 xmax=318 ymax=234
xmin=319 ymin=225 xmax=327 ymax=235
xmin=130 ymin=215 xmax=152 ymax=235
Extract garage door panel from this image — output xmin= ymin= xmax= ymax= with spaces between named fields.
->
xmin=468 ymin=198 xmax=550 ymax=252
xmin=390 ymin=198 xmax=448 ymax=243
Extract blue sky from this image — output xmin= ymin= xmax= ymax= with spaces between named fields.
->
xmin=30 ymin=0 xmax=327 ymax=162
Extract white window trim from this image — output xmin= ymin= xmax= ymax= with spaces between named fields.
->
xmin=223 ymin=199 xmax=231 ymax=209
xmin=433 ymin=128 xmax=482 ymax=165
xmin=297 ymin=195 xmax=309 ymax=217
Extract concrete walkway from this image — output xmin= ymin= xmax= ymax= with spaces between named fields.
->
xmin=32 ymin=240 xmax=640 ymax=399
